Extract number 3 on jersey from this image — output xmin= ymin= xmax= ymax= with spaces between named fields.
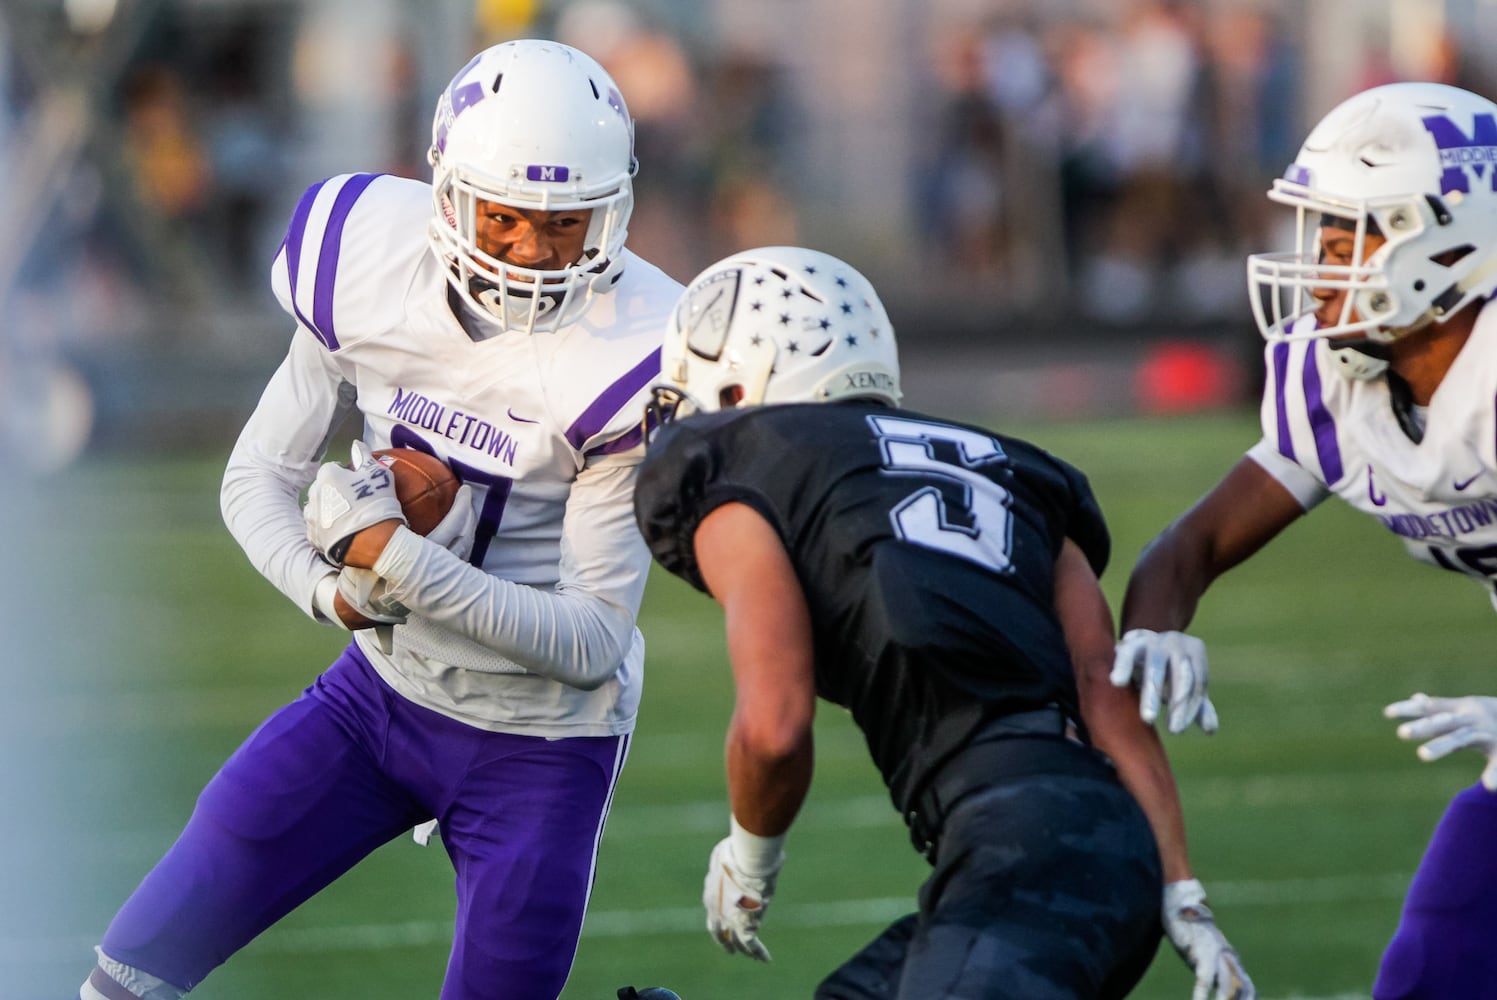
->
xmin=869 ymin=415 xmax=1014 ymax=573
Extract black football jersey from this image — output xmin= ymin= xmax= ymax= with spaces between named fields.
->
xmin=634 ymin=401 xmax=1111 ymax=807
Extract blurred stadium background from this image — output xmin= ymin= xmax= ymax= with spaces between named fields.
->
xmin=3 ymin=0 xmax=1496 ymax=997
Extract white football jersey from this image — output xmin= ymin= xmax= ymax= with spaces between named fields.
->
xmin=1250 ymin=308 xmax=1497 ymax=607
xmin=222 ymin=172 xmax=683 ymax=736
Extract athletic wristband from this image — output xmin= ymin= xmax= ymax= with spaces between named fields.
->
xmin=313 ymin=573 xmax=349 ymax=629
xmin=730 ymin=815 xmax=787 ymax=877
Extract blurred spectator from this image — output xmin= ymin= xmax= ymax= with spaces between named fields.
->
xmin=120 ymin=64 xmax=211 ymax=222
xmin=1201 ymin=7 xmax=1298 ymax=259
xmin=699 ymin=45 xmax=802 ymax=260
xmin=199 ymin=24 xmax=290 ymax=292
xmin=1052 ymin=18 xmax=1122 ymax=304
xmin=556 ymin=1 xmax=706 ymax=280
xmin=982 ymin=11 xmax=1068 ymax=308
xmin=919 ymin=30 xmax=1005 ymax=281
xmin=1084 ymin=0 xmax=1205 ymax=323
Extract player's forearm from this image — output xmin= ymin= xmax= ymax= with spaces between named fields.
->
xmin=1118 ymin=530 xmax=1213 ymax=633
xmin=374 ymin=527 xmax=635 ymax=688
xmin=1057 ymin=537 xmax=1192 ymax=881
xmin=1122 ymin=455 xmax=1307 ymax=632
xmin=1082 ymin=675 xmax=1193 ymax=883
xmin=726 ymin=716 xmax=813 ymax=838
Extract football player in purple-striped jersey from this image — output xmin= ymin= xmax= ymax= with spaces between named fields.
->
xmin=1115 ymin=82 xmax=1497 ymax=999
xmin=81 ymin=40 xmax=681 ymax=1000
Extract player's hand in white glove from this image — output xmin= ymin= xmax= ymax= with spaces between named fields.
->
xmin=1112 ymin=629 xmax=1220 ymax=734
xmin=703 ymin=835 xmax=783 ymax=961
xmin=337 ymin=567 xmax=409 ymax=624
xmin=1385 ymin=693 xmax=1497 ymax=790
xmin=425 ymin=484 xmax=477 ymax=562
xmin=305 ymin=441 xmax=406 ymax=565
xmin=1163 ymin=879 xmax=1255 ymax=1000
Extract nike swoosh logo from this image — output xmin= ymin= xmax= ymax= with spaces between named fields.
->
xmin=508 ymin=408 xmax=538 ymax=424
xmin=1367 ymin=465 xmax=1387 ymax=507
xmin=1454 ymin=473 xmax=1481 ymax=491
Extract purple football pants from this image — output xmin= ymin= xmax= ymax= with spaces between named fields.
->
xmin=1374 ymin=784 xmax=1497 ymax=999
xmin=99 ymin=643 xmax=630 ymax=999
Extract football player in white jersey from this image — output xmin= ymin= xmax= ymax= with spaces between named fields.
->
xmin=1113 ymin=81 xmax=1497 ymax=998
xmin=80 ymin=40 xmax=682 ymax=1000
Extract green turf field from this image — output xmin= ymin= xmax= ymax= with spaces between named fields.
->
xmin=3 ymin=410 xmax=1486 ymax=999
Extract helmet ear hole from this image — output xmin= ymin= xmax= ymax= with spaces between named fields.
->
xmin=719 ymin=385 xmax=746 ymax=408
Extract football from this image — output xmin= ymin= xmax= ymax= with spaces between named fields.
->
xmin=372 ymin=447 xmax=460 ymax=535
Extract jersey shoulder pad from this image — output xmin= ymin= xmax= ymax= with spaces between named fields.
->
xmin=1009 ymin=436 xmax=1110 ymax=575
xmin=1258 ymin=337 xmax=1349 ymax=488
xmin=270 ymin=173 xmax=432 ymax=352
xmin=558 ymin=343 xmax=663 ymax=463
xmin=611 ymin=251 xmax=687 ymax=310
xmin=634 ymin=416 xmax=735 ymax=592
xmin=558 ymin=253 xmax=683 ymax=461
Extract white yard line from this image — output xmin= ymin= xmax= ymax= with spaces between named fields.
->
xmin=1 ymin=872 xmax=1409 ymax=967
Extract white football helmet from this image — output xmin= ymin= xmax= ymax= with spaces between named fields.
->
xmin=653 ymin=247 xmax=900 ymax=422
xmin=1248 ymin=82 xmax=1497 ymax=350
xmin=428 ymin=39 xmax=636 ymax=333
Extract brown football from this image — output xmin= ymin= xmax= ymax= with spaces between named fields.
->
xmin=372 ymin=447 xmax=460 ymax=535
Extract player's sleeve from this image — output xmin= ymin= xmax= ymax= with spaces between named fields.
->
xmin=633 ymin=418 xmax=759 ymax=594
xmin=221 ymin=330 xmax=357 ymax=619
xmin=270 ymin=172 xmax=424 ymax=352
xmin=563 ymin=346 xmax=662 ymax=469
xmin=1245 ymin=438 xmax=1330 ymax=509
xmin=1253 ymin=338 xmax=1341 ymax=508
xmin=1044 ymin=450 xmax=1111 ymax=577
xmin=370 ymin=457 xmax=651 ymax=690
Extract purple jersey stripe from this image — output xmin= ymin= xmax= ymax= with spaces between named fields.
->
xmin=567 ymin=347 xmax=662 ymax=452
xmin=311 ymin=173 xmax=382 ymax=352
xmin=586 ymin=406 xmax=657 ymax=459
xmin=587 ymin=422 xmax=645 ymax=458
xmin=1301 ymin=343 xmax=1343 ymax=483
xmin=1272 ymin=341 xmax=1294 ymax=462
xmin=283 ymin=179 xmax=328 ymax=344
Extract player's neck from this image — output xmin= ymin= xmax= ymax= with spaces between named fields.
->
xmin=1387 ymin=308 xmax=1480 ymax=405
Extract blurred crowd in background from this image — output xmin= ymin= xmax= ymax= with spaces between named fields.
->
xmin=2 ymin=0 xmax=1496 ymax=465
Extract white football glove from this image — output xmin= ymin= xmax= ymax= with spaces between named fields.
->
xmin=336 ymin=567 xmax=409 ymax=624
xmin=1112 ymin=629 xmax=1219 ymax=734
xmin=425 ymin=483 xmax=477 ymax=562
xmin=1163 ymin=879 xmax=1255 ymax=1000
xmin=703 ymin=836 xmax=783 ymax=962
xmin=305 ymin=441 xmax=405 ymax=565
xmin=1385 ymin=693 xmax=1497 ymax=791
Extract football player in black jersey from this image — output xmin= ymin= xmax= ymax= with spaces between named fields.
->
xmin=633 ymin=247 xmax=1253 ymax=999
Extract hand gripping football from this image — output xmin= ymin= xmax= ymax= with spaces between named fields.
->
xmin=371 ymin=448 xmax=460 ymax=534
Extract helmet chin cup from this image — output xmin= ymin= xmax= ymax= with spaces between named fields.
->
xmin=1330 ymin=344 xmax=1390 ymax=380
